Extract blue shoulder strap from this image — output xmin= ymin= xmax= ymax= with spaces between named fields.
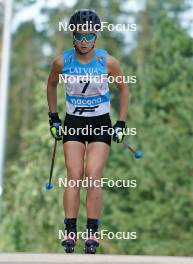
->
xmin=95 ymin=48 xmax=108 ymax=67
xmin=60 ymin=49 xmax=74 ymax=73
xmin=64 ymin=49 xmax=74 ymax=63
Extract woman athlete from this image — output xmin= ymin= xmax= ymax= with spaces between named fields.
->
xmin=47 ymin=9 xmax=129 ymax=254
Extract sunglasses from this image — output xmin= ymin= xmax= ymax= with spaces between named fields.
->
xmin=73 ymin=33 xmax=96 ymax=42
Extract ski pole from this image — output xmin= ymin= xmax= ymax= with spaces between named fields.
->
xmin=45 ymin=139 xmax=57 ymax=190
xmin=122 ymin=140 xmax=143 ymax=159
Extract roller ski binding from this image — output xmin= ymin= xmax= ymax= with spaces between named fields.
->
xmin=61 ymin=236 xmax=77 ymax=253
xmin=85 ymin=237 xmax=99 ymax=254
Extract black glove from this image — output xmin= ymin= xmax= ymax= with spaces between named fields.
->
xmin=48 ymin=112 xmax=62 ymax=141
xmin=113 ymin=121 xmax=126 ymax=143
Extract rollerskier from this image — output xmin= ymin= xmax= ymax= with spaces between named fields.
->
xmin=47 ymin=9 xmax=129 ymax=253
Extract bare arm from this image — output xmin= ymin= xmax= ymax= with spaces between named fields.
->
xmin=47 ymin=56 xmax=64 ymax=112
xmin=106 ymin=55 xmax=129 ymax=121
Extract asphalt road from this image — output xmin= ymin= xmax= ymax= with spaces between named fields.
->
xmin=0 ymin=254 xmax=193 ymax=264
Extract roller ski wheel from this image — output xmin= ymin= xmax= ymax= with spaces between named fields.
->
xmin=85 ymin=237 xmax=99 ymax=254
xmin=61 ymin=236 xmax=77 ymax=253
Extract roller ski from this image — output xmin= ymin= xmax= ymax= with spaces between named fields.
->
xmin=85 ymin=237 xmax=99 ymax=254
xmin=61 ymin=236 xmax=77 ymax=253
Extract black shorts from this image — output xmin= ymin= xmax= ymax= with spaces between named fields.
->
xmin=62 ymin=113 xmax=112 ymax=146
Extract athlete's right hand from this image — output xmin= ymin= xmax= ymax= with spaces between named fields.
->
xmin=48 ymin=112 xmax=62 ymax=141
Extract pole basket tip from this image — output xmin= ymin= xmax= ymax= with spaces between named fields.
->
xmin=135 ymin=151 xmax=143 ymax=159
xmin=45 ymin=182 xmax=53 ymax=190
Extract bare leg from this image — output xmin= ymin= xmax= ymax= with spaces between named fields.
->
xmin=85 ymin=142 xmax=110 ymax=218
xmin=63 ymin=141 xmax=86 ymax=218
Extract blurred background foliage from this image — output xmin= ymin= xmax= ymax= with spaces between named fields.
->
xmin=0 ymin=0 xmax=193 ymax=255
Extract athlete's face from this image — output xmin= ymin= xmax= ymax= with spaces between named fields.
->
xmin=73 ymin=30 xmax=96 ymax=54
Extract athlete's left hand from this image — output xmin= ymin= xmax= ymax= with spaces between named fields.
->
xmin=113 ymin=121 xmax=126 ymax=143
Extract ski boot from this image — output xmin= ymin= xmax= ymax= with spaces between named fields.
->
xmin=61 ymin=236 xmax=77 ymax=253
xmin=85 ymin=236 xmax=99 ymax=254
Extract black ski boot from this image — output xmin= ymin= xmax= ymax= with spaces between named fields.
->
xmin=84 ymin=218 xmax=100 ymax=254
xmin=61 ymin=218 xmax=77 ymax=253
